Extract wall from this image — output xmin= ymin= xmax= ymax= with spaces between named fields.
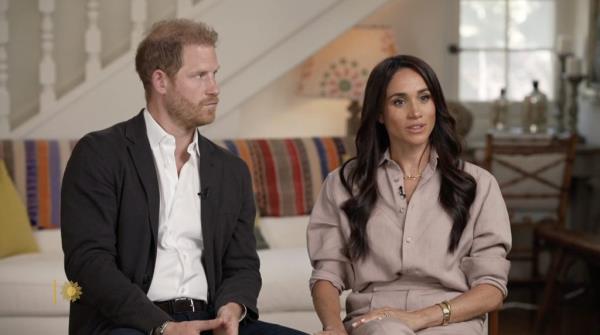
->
xmin=203 ymin=0 xmax=461 ymax=139
xmin=206 ymin=0 xmax=600 ymax=145
xmin=202 ymin=66 xmax=349 ymax=139
xmin=6 ymin=0 xmax=595 ymax=142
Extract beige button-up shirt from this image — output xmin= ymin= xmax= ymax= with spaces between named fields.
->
xmin=308 ymin=150 xmax=511 ymax=303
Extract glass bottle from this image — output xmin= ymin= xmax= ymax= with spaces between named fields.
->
xmin=522 ymin=80 xmax=548 ymax=134
xmin=491 ymin=88 xmax=509 ymax=131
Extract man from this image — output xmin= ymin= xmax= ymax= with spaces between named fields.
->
xmin=61 ymin=19 xmax=306 ymax=335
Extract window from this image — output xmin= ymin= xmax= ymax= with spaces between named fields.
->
xmin=459 ymin=0 xmax=556 ymax=101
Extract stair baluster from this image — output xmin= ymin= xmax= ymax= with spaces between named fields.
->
xmin=130 ymin=0 xmax=147 ymax=50
xmin=85 ymin=0 xmax=101 ymax=80
xmin=39 ymin=0 xmax=56 ymax=113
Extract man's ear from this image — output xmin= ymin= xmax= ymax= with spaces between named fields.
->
xmin=151 ymin=69 xmax=169 ymax=95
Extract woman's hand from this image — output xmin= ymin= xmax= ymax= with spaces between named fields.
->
xmin=351 ymin=307 xmax=425 ymax=331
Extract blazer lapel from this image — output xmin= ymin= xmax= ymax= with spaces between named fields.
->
xmin=198 ymin=132 xmax=222 ymax=250
xmin=125 ymin=111 xmax=160 ymax=242
xmin=198 ymin=132 xmax=222 ymax=298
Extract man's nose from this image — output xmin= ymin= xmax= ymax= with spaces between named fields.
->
xmin=207 ymin=76 xmax=219 ymax=96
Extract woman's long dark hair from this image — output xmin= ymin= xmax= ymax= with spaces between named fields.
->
xmin=340 ymin=55 xmax=476 ymax=260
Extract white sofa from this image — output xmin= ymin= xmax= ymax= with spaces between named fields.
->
xmin=0 ymin=137 xmax=354 ymax=334
xmin=0 ymin=216 xmax=344 ymax=334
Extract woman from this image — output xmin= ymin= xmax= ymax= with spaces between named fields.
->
xmin=307 ymin=55 xmax=511 ymax=335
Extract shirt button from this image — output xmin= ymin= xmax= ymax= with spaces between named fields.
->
xmin=406 ymin=237 xmax=412 ymax=243
xmin=393 ymin=178 xmax=400 ymax=182
xmin=399 ymin=207 xmax=405 ymax=213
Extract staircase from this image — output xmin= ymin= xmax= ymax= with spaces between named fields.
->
xmin=0 ymin=0 xmax=388 ymax=138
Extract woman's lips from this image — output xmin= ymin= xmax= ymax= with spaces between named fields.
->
xmin=406 ymin=124 xmax=426 ymax=133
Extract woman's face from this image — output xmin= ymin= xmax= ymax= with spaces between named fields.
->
xmin=379 ymin=68 xmax=436 ymax=149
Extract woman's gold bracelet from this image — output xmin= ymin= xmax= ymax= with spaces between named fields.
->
xmin=437 ymin=300 xmax=451 ymax=326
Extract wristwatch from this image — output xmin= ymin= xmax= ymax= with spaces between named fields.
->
xmin=152 ymin=321 xmax=170 ymax=335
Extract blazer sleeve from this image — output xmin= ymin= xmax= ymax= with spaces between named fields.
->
xmin=61 ymin=135 xmax=171 ymax=331
xmin=213 ymin=161 xmax=261 ymax=321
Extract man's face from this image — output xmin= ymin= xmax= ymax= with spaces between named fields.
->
xmin=164 ymin=44 xmax=220 ymax=129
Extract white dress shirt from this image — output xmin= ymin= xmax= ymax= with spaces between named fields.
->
xmin=144 ymin=110 xmax=208 ymax=302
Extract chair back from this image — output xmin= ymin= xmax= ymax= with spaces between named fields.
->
xmin=483 ymin=133 xmax=577 ymax=228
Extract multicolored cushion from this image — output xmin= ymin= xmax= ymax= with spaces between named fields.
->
xmin=215 ymin=137 xmax=353 ymax=216
xmin=0 ymin=160 xmax=40 ymax=258
xmin=0 ymin=137 xmax=353 ymax=229
xmin=0 ymin=140 xmax=76 ymax=229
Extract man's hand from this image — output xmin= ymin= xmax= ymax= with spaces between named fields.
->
xmin=214 ymin=302 xmax=242 ymax=335
xmin=163 ymin=319 xmax=223 ymax=335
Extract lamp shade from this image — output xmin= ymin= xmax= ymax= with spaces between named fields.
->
xmin=298 ymin=26 xmax=397 ymax=101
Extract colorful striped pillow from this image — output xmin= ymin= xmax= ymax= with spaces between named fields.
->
xmin=215 ymin=137 xmax=353 ymax=217
xmin=0 ymin=140 xmax=77 ymax=229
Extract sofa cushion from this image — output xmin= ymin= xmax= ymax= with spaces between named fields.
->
xmin=0 ymin=251 xmax=69 ymax=316
xmin=257 ymin=247 xmax=348 ymax=313
xmin=257 ymin=248 xmax=313 ymax=312
xmin=0 ymin=160 xmax=39 ymax=258
xmin=0 ymin=231 xmax=66 ymax=316
xmin=260 ymin=216 xmax=309 ymax=249
xmin=33 ymin=230 xmax=63 ymax=254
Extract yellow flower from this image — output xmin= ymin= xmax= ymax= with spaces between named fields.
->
xmin=61 ymin=281 xmax=82 ymax=302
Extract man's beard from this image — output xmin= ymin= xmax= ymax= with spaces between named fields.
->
xmin=165 ymin=91 xmax=218 ymax=129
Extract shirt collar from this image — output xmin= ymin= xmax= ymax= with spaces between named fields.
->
xmin=144 ymin=108 xmax=200 ymax=157
xmin=379 ymin=146 xmax=439 ymax=171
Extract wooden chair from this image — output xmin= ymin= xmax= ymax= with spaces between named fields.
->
xmin=483 ymin=133 xmax=577 ymax=280
xmin=483 ymin=133 xmax=577 ymax=334
xmin=533 ymin=224 xmax=600 ymax=334
xmin=488 ymin=311 xmax=499 ymax=335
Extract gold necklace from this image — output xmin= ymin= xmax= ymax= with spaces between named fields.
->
xmin=402 ymin=144 xmax=429 ymax=180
